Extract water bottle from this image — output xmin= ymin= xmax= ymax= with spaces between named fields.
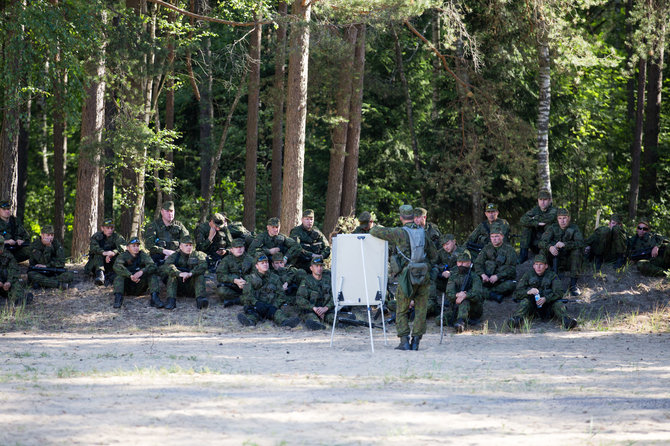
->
xmin=534 ymin=293 xmax=542 ymax=308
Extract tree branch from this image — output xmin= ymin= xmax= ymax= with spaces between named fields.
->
xmin=146 ymin=0 xmax=273 ymax=26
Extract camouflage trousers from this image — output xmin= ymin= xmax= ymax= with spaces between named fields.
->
xmin=513 ymin=298 xmax=568 ymax=321
xmin=482 ymin=279 xmax=517 ymax=296
xmin=590 ymin=227 xmax=626 ymax=260
xmin=6 ymin=246 xmax=30 ymax=263
xmin=547 ymin=248 xmax=581 ymax=279
xmin=301 ymin=308 xmax=335 ymax=325
xmin=0 ymin=280 xmax=27 ymax=304
xmin=396 ymin=278 xmax=430 ymax=338
xmin=637 ymin=256 xmax=670 ymax=277
xmin=520 ymin=227 xmax=547 ymax=251
xmin=448 ymin=298 xmax=484 ymax=325
xmin=28 ymin=270 xmax=74 ymax=288
xmin=166 ymin=274 xmax=206 ymax=299
xmin=243 ymin=301 xmax=292 ymax=325
xmin=113 ymin=274 xmax=160 ymax=296
xmin=84 ymin=254 xmax=118 ymax=275
xmin=216 ymin=283 xmax=243 ymax=300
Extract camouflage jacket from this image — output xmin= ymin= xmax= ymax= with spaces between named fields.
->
xmin=0 ymin=215 xmax=30 ymax=242
xmin=29 ymin=239 xmax=66 ymax=268
xmin=216 ymin=253 xmax=255 ymax=284
xmin=242 ymin=270 xmax=286 ymax=307
xmin=248 ymin=231 xmax=301 ymax=260
xmin=352 ymin=224 xmax=370 ymax=234
xmin=435 ymin=248 xmax=459 ymax=272
xmin=0 ymin=251 xmax=19 ymax=283
xmin=467 ymin=218 xmax=511 ymax=247
xmin=113 ymin=250 xmax=157 ymax=278
xmin=539 ymin=223 xmax=584 ymax=251
xmin=144 ymin=218 xmax=189 ymax=256
xmin=520 ymin=205 xmax=558 ymax=230
xmin=88 ymin=231 xmax=126 ymax=256
xmin=289 ymin=224 xmax=331 ymax=259
xmin=424 ymin=222 xmax=442 ymax=249
xmin=446 ymin=268 xmax=483 ymax=305
xmin=273 ymin=265 xmax=306 ymax=288
xmin=228 ymin=221 xmax=255 ymax=247
xmin=370 ymin=222 xmax=438 ymax=272
xmin=296 ymin=271 xmax=333 ymax=311
xmin=194 ymin=221 xmax=232 ymax=256
xmin=627 ymin=232 xmax=666 ymax=255
xmin=513 ymin=270 xmax=564 ymax=304
xmin=474 ymin=242 xmax=518 ymax=280
xmin=162 ymin=249 xmax=208 ymax=278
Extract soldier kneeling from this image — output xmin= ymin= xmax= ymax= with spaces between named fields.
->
xmin=161 ymin=235 xmax=209 ymax=310
xmin=0 ymin=236 xmax=32 ymax=306
xmin=112 ymin=236 xmax=161 ymax=309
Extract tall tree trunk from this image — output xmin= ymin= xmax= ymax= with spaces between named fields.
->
xmin=536 ymin=39 xmax=552 ymax=193
xmin=270 ymin=1 xmax=287 ymax=219
xmin=323 ymin=25 xmax=357 ymax=235
xmin=341 ymin=24 xmax=366 ymax=218
xmin=53 ymin=71 xmax=68 ymax=243
xmin=104 ymin=95 xmax=116 ymax=220
xmin=280 ymin=0 xmax=311 ymax=231
xmin=628 ymin=57 xmax=646 ymax=219
xmin=243 ymin=17 xmax=262 ymax=230
xmin=431 ymin=11 xmax=440 ymax=122
xmin=17 ymin=97 xmax=30 ymax=221
xmin=197 ymin=0 xmax=213 ymax=199
xmin=39 ymin=94 xmax=49 ymax=175
xmin=163 ymin=8 xmax=176 ymax=203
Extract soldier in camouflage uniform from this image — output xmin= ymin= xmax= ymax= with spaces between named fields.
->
xmin=370 ymin=205 xmax=438 ymax=351
xmin=84 ymin=218 xmax=126 ymax=286
xmin=428 ymin=234 xmax=459 ymax=319
xmin=143 ymin=201 xmax=189 ymax=267
xmin=295 ymin=257 xmax=334 ymax=330
xmin=466 ymin=203 xmax=511 ymax=256
xmin=627 ymin=218 xmax=666 ymax=263
xmin=289 ymin=209 xmax=331 ymax=272
xmin=161 ymin=235 xmax=209 ymax=310
xmin=519 ymin=189 xmax=558 ymax=263
xmin=509 ymin=254 xmax=577 ymax=330
xmin=539 ymin=208 xmax=584 ymax=296
xmin=194 ymin=212 xmax=232 ymax=272
xmin=237 ymin=253 xmax=300 ymax=327
xmin=584 ymin=213 xmax=627 ymax=270
xmin=353 ymin=211 xmax=376 ymax=234
xmin=637 ymin=242 xmax=670 ymax=276
xmin=446 ymin=250 xmax=483 ymax=333
xmin=228 ymin=220 xmax=256 ymax=250
xmin=28 ymin=225 xmax=73 ymax=289
xmin=216 ymin=238 xmax=254 ymax=306
xmin=413 ymin=207 xmax=442 ymax=250
xmin=0 ymin=199 xmax=31 ymax=263
xmin=249 ymin=217 xmax=301 ymax=264
xmin=0 ymin=236 xmax=32 ymax=306
xmin=271 ymin=252 xmax=306 ymax=298
xmin=112 ymin=236 xmax=161 ymax=309
xmin=474 ymin=224 xmax=518 ymax=303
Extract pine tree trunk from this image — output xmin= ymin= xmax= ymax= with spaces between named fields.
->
xmin=280 ymin=0 xmax=311 ymax=231
xmin=270 ymin=1 xmax=287 ymax=219
xmin=53 ymin=70 xmax=68 ymax=243
xmin=641 ymin=27 xmax=664 ymax=206
xmin=17 ymin=97 xmax=30 ymax=221
xmin=431 ymin=11 xmax=440 ymax=122
xmin=536 ymin=40 xmax=552 ymax=193
xmin=628 ymin=58 xmax=646 ymax=219
xmin=164 ymin=8 xmax=176 ymax=203
xmin=243 ymin=18 xmax=262 ymax=230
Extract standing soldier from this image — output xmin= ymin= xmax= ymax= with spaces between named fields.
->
xmin=584 ymin=213 xmax=627 ymax=270
xmin=249 ymin=217 xmax=301 ymax=263
xmin=519 ymin=189 xmax=558 ymax=263
xmin=509 ymin=254 xmax=577 ymax=330
xmin=370 ymin=205 xmax=437 ymax=351
xmin=474 ymin=224 xmax=518 ymax=303
xmin=28 ymin=225 xmax=74 ymax=289
xmin=290 ymin=209 xmax=331 ymax=272
xmin=466 ymin=203 xmax=511 ymax=256
xmin=194 ymin=212 xmax=232 ymax=272
xmin=353 ymin=211 xmax=376 ymax=234
xmin=539 ymin=208 xmax=584 ymax=296
xmin=295 ymin=257 xmax=334 ymax=330
xmin=0 ymin=199 xmax=31 ymax=263
xmin=112 ymin=236 xmax=162 ymax=309
xmin=84 ymin=218 xmax=126 ymax=286
xmin=0 ymin=236 xmax=32 ymax=305
xmin=216 ymin=238 xmax=254 ymax=307
xmin=144 ymin=201 xmax=189 ymax=266
xmin=161 ymin=235 xmax=209 ymax=310
xmin=446 ymin=250 xmax=483 ymax=333
xmin=413 ymin=207 xmax=442 ymax=250
xmin=237 ymin=253 xmax=300 ymax=327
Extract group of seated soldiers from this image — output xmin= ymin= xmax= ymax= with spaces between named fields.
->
xmin=0 ymin=189 xmax=668 ymax=332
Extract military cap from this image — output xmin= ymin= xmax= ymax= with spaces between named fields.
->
xmin=538 ymin=189 xmax=552 ymax=199
xmin=490 ymin=223 xmax=504 ymax=234
xmin=180 ymin=235 xmax=193 ymax=244
xmin=41 ymin=225 xmax=55 ymax=234
xmin=440 ymin=234 xmax=455 ymax=244
xmin=212 ymin=212 xmax=226 ymax=226
xmin=637 ymin=216 xmax=650 ymax=227
xmin=485 ymin=203 xmax=497 ymax=212
xmin=255 ymin=252 xmax=269 ymax=263
xmin=271 ymin=252 xmax=285 ymax=262
xmin=102 ymin=217 xmax=114 ymax=226
xmin=457 ymin=250 xmax=472 ymax=262
xmin=267 ymin=217 xmax=280 ymax=226
xmin=610 ymin=213 xmax=623 ymax=224
xmin=557 ymin=208 xmax=570 ymax=216
xmin=231 ymin=238 xmax=245 ymax=248
xmin=162 ymin=201 xmax=175 ymax=211
xmin=128 ymin=235 xmax=141 ymax=245
xmin=311 ymin=256 xmax=324 ymax=265
xmin=533 ymin=254 xmax=548 ymax=264
xmin=0 ymin=200 xmax=10 ymax=209
xmin=357 ymin=211 xmax=375 ymax=223
xmin=399 ymin=205 xmax=414 ymax=218
xmin=302 ymin=209 xmax=315 ymax=217
xmin=414 ymin=207 xmax=428 ymax=217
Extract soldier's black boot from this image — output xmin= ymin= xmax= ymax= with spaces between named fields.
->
xmin=454 ymin=318 xmax=466 ymax=333
xmin=395 ymin=336 xmax=411 ymax=351
xmin=149 ymin=292 xmax=164 ymax=308
xmin=594 ymin=255 xmax=604 ymax=271
xmin=518 ymin=248 xmax=529 ymax=264
xmin=614 ymin=255 xmax=626 ymax=269
xmin=562 ymin=316 xmax=578 ymax=330
xmin=281 ymin=317 xmax=300 ymax=328
xmin=164 ymin=298 xmax=176 ymax=310
xmin=509 ymin=316 xmax=522 ymax=329
xmin=410 ymin=335 xmax=422 ymax=351
xmin=385 ymin=312 xmax=396 ymax=324
xmin=569 ymin=278 xmax=581 ymax=296
xmin=94 ymin=270 xmax=105 ymax=286
xmin=196 ymin=296 xmax=209 ymax=309
xmin=113 ymin=293 xmax=123 ymax=308
xmin=223 ymin=297 xmax=241 ymax=308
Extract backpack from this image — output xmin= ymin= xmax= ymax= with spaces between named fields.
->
xmin=398 ymin=227 xmax=428 ymax=285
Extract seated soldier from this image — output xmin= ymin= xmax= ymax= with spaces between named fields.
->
xmin=28 ymin=225 xmax=73 ymax=289
xmin=216 ymin=238 xmax=254 ymax=307
xmin=637 ymin=241 xmax=670 ymax=277
xmin=539 ymin=208 xmax=584 ymax=296
xmin=194 ymin=212 xmax=232 ymax=272
xmin=509 ymin=254 xmax=577 ymax=330
xmin=352 ymin=211 xmax=376 ymax=234
xmin=0 ymin=236 xmax=33 ymax=306
xmin=161 ymin=235 xmax=209 ymax=310
xmin=248 ymin=217 xmax=301 ymax=264
xmin=584 ymin=213 xmax=627 ymax=270
xmin=519 ymin=189 xmax=557 ymax=263
xmin=474 ymin=223 xmax=518 ymax=303
xmin=446 ymin=250 xmax=483 ymax=333
xmin=466 ymin=203 xmax=511 ymax=256
xmin=112 ymin=236 xmax=161 ymax=309
xmin=271 ymin=252 xmax=306 ymax=297
xmin=296 ymin=257 xmax=334 ymax=330
xmin=228 ymin=220 xmax=256 ymax=250
xmin=237 ymin=253 xmax=300 ymax=327
xmin=84 ymin=217 xmax=126 ymax=286
xmin=427 ymin=233 xmax=459 ymax=319
xmin=143 ymin=201 xmax=189 ymax=267
xmin=0 ymin=199 xmax=31 ymax=263
xmin=627 ymin=217 xmax=666 ymax=263
xmin=290 ymin=209 xmax=331 ymax=272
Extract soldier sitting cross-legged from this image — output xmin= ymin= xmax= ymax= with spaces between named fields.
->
xmin=112 ymin=236 xmax=161 ymax=309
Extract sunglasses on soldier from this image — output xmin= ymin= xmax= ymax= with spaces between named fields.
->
xmin=637 ymin=226 xmax=649 ymax=231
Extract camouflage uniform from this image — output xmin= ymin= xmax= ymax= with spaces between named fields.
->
xmin=474 ymin=242 xmax=518 ymax=298
xmin=240 ymin=269 xmax=293 ymax=325
xmin=446 ymin=266 xmax=484 ymax=325
xmin=194 ymin=220 xmax=232 ymax=259
xmin=427 ymin=239 xmax=459 ymax=317
xmin=637 ymin=245 xmax=670 ymax=276
xmin=84 ymin=230 xmax=126 ymax=276
xmin=0 ymin=214 xmax=31 ymax=263
xmin=272 ymin=259 xmax=306 ymax=299
xmin=627 ymin=232 xmax=665 ymax=261
xmin=296 ymin=270 xmax=334 ymax=325
xmin=228 ymin=221 xmax=256 ymax=249
xmin=467 ymin=218 xmax=511 ymax=251
xmin=353 ymin=211 xmax=375 ymax=234
xmin=249 ymin=231 xmax=301 ymax=263
xmin=216 ymin=250 xmax=255 ymax=300
xmin=28 ymin=238 xmax=73 ymax=288
xmin=143 ymin=218 xmax=189 ymax=265
xmin=289 ymin=224 xmax=331 ymax=271
xmin=511 ymin=265 xmax=570 ymax=326
xmin=424 ymin=222 xmax=442 ymax=250
xmin=161 ymin=249 xmax=208 ymax=300
xmin=585 ymin=224 xmax=627 ymax=266
xmin=112 ymin=249 xmax=160 ymax=296
xmin=520 ymin=204 xmax=558 ymax=254
xmin=539 ymin=222 xmax=584 ymax=279
xmin=0 ymin=245 xmax=29 ymax=304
